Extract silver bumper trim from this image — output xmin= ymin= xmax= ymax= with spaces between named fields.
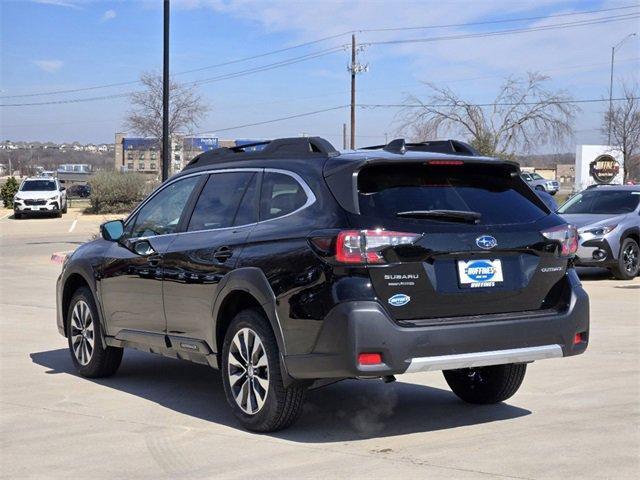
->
xmin=405 ymin=344 xmax=563 ymax=373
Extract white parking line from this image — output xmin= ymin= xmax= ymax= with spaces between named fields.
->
xmin=68 ymin=219 xmax=77 ymax=233
xmin=0 ymin=212 xmax=12 ymax=221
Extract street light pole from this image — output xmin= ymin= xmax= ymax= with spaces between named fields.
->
xmin=608 ymin=33 xmax=636 ymax=145
xmin=161 ymin=0 xmax=170 ymax=182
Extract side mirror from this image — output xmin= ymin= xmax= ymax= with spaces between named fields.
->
xmin=100 ymin=220 xmax=124 ymax=242
xmin=60 ymin=186 xmax=66 ymax=191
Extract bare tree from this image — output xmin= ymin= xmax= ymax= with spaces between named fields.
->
xmin=602 ymin=83 xmax=640 ymax=182
xmin=125 ymin=72 xmax=209 ymax=145
xmin=400 ymin=73 xmax=577 ymax=158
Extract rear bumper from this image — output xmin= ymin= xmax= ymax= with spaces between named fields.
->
xmin=284 ymin=270 xmax=589 ymax=379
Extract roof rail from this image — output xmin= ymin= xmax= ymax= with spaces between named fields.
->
xmin=361 ymin=139 xmax=480 ymax=156
xmin=184 ymin=136 xmax=338 ymax=170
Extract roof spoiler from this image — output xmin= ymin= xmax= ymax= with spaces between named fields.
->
xmin=361 ymin=139 xmax=480 ymax=156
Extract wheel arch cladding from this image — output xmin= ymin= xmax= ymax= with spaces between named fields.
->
xmin=212 ymin=267 xmax=287 ymax=355
xmin=621 ymin=227 xmax=639 ymax=246
xmin=62 ymin=273 xmax=92 ymax=337
xmin=215 ymin=290 xmax=264 ymax=354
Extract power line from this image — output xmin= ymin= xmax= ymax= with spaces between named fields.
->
xmin=0 ymin=47 xmax=347 ymax=107
xmin=358 ymin=97 xmax=640 ymax=108
xmin=2 ymin=4 xmax=637 ymax=100
xmin=358 ymin=4 xmax=639 ymax=33
xmin=192 ymin=106 xmax=348 ymax=134
xmin=366 ymin=13 xmax=640 ymax=46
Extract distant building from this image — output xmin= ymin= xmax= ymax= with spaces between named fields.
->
xmin=556 ymin=164 xmax=575 ymax=189
xmin=114 ymin=133 xmax=234 ymax=174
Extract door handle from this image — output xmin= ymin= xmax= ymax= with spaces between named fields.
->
xmin=213 ymin=246 xmax=233 ymax=262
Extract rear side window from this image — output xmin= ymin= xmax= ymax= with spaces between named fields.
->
xmin=260 ymin=172 xmax=308 ymax=220
xmin=187 ymin=172 xmax=256 ymax=231
xmin=358 ymin=164 xmax=547 ymax=225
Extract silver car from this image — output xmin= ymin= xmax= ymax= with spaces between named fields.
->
xmin=521 ymin=172 xmax=560 ymax=195
xmin=558 ymin=185 xmax=640 ymax=279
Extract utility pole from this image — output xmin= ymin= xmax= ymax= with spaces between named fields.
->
xmin=342 ymin=123 xmax=347 ymax=150
xmin=608 ymin=33 xmax=636 ymax=145
xmin=348 ymin=35 xmax=368 ymax=150
xmin=161 ymin=0 xmax=170 ymax=182
xmin=350 ymin=35 xmax=356 ymax=150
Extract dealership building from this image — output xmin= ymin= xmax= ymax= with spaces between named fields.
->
xmin=114 ymin=133 xmax=236 ymax=174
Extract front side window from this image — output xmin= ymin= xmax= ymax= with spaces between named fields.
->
xmin=129 ymin=176 xmax=200 ymax=238
xmin=21 ymin=180 xmax=56 ymax=191
xmin=530 ymin=173 xmax=544 ymax=180
xmin=260 ymin=172 xmax=308 ymax=220
xmin=187 ymin=172 xmax=257 ymax=231
xmin=558 ymin=190 xmax=640 ymax=215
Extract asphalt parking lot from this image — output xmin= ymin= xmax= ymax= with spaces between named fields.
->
xmin=1 ymin=211 xmax=638 ymax=479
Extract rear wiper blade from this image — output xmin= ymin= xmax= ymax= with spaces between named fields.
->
xmin=396 ymin=209 xmax=481 ymax=223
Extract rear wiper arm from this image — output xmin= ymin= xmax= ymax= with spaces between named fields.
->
xmin=396 ymin=209 xmax=481 ymax=224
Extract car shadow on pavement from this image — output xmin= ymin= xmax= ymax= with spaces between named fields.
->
xmin=30 ymin=348 xmax=530 ymax=442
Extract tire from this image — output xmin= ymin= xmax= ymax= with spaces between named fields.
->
xmin=549 ymin=191 xmax=557 ymax=196
xmin=221 ymin=309 xmax=307 ymax=432
xmin=535 ymin=185 xmax=545 ymax=192
xmin=443 ymin=363 xmax=526 ymax=404
xmin=55 ymin=209 xmax=62 ymax=218
xmin=14 ymin=212 xmax=21 ymax=219
xmin=62 ymin=201 xmax=68 ymax=214
xmin=67 ymin=287 xmax=123 ymax=378
xmin=611 ymin=238 xmax=640 ymax=280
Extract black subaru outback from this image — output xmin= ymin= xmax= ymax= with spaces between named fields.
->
xmin=56 ymin=137 xmax=589 ymax=432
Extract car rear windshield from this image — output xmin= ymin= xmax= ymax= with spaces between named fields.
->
xmin=20 ymin=180 xmax=56 ymax=191
xmin=357 ymin=163 xmax=548 ymax=225
xmin=558 ymin=190 xmax=640 ymax=215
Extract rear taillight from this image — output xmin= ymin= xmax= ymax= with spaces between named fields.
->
xmin=542 ymin=224 xmax=578 ymax=256
xmin=335 ymin=229 xmax=422 ymax=264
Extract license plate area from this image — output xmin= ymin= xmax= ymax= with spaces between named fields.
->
xmin=457 ymin=259 xmax=503 ymax=288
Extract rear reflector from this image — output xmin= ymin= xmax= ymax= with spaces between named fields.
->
xmin=358 ymin=353 xmax=383 ymax=365
xmin=574 ymin=332 xmax=586 ymax=345
xmin=336 ymin=229 xmax=422 ymax=264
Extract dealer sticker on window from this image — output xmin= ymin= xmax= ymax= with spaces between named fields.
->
xmin=457 ymin=259 xmax=504 ymax=288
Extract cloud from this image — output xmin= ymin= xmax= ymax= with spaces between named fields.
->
xmin=33 ymin=60 xmax=64 ymax=73
xmin=32 ymin=0 xmax=80 ymax=8
xmin=101 ymin=9 xmax=117 ymax=22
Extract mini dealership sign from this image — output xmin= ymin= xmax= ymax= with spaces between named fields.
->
xmin=575 ymin=145 xmax=624 ymax=191
xmin=589 ymin=155 xmax=620 ymax=184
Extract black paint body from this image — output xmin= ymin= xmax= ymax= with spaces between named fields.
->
xmin=56 ymin=145 xmax=589 ymax=379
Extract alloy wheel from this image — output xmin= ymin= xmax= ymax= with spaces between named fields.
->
xmin=623 ymin=243 xmax=639 ymax=274
xmin=227 ymin=328 xmax=269 ymax=415
xmin=70 ymin=300 xmax=95 ymax=366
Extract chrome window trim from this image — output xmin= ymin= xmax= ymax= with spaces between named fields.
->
xmin=124 ymin=167 xmax=316 ymax=240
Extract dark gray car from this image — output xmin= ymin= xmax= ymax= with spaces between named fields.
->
xmin=558 ymin=185 xmax=640 ymax=279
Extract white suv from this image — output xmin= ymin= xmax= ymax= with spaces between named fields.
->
xmin=13 ymin=177 xmax=68 ymax=219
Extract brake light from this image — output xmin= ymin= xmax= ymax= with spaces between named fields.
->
xmin=335 ymin=229 xmax=422 ymax=264
xmin=541 ymin=224 xmax=578 ymax=256
xmin=427 ymin=160 xmax=464 ymax=166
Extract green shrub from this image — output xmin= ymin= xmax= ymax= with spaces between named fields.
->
xmin=88 ymin=171 xmax=150 ymax=214
xmin=1 ymin=177 xmax=19 ymax=208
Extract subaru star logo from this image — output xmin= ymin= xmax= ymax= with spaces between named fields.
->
xmin=476 ymin=235 xmax=497 ymax=249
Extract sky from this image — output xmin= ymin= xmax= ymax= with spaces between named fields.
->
xmin=1 ymin=0 xmax=639 ymax=153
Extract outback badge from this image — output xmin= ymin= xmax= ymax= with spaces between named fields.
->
xmin=388 ymin=293 xmax=411 ymax=307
